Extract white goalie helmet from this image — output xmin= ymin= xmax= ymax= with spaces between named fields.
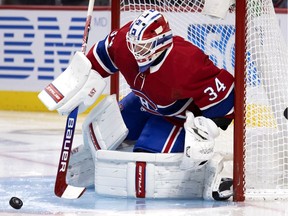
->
xmin=126 ymin=9 xmax=173 ymax=72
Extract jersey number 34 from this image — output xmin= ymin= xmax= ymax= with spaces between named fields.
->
xmin=204 ymin=78 xmax=226 ymax=101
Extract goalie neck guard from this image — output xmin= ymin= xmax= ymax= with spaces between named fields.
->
xmin=126 ymin=9 xmax=173 ymax=73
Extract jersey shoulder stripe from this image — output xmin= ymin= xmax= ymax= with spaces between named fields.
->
xmin=94 ymin=36 xmax=118 ymax=73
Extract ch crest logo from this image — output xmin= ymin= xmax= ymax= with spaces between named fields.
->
xmin=132 ymin=89 xmax=159 ymax=115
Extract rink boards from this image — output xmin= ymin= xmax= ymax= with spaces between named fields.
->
xmin=0 ymin=7 xmax=287 ymax=112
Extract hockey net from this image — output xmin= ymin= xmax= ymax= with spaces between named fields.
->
xmin=111 ymin=0 xmax=288 ymax=201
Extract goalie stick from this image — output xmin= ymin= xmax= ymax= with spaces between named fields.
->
xmin=54 ymin=0 xmax=95 ymax=199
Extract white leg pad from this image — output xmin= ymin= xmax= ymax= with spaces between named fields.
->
xmin=94 ymin=150 xmax=206 ymax=199
xmin=82 ymin=94 xmax=129 ymax=155
xmin=67 ymin=144 xmax=94 ymax=187
xmin=67 ymin=95 xmax=128 ymax=187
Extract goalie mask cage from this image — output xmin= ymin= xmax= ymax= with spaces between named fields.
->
xmin=110 ymin=0 xmax=288 ymax=201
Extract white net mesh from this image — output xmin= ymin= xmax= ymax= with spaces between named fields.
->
xmin=118 ymin=0 xmax=288 ymax=199
xmin=244 ymin=0 xmax=288 ymax=199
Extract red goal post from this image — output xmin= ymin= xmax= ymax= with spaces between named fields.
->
xmin=110 ymin=0 xmax=288 ymax=201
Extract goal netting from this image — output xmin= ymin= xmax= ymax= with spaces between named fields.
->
xmin=112 ymin=0 xmax=288 ymax=201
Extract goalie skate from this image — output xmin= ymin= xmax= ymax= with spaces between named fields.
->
xmin=212 ymin=178 xmax=233 ymax=201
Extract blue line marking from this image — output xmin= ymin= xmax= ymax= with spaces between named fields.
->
xmin=71 ymin=17 xmax=86 ymax=22
xmin=38 ymin=75 xmax=54 ymax=80
xmin=45 ymin=51 xmax=54 ymax=55
xmin=24 ymin=34 xmax=34 ymax=38
xmin=38 ymin=17 xmax=57 ymax=22
xmin=24 ymin=58 xmax=35 ymax=63
xmin=38 ymin=26 xmax=59 ymax=30
xmin=45 ymin=59 xmax=54 ymax=63
xmin=69 ymin=26 xmax=84 ymax=30
xmin=45 ymin=34 xmax=61 ymax=38
xmin=67 ymin=35 xmax=83 ymax=39
xmin=0 ymin=25 xmax=33 ymax=29
xmin=4 ymin=58 xmax=14 ymax=62
xmin=4 ymin=41 xmax=32 ymax=46
xmin=38 ymin=67 xmax=54 ymax=72
xmin=57 ymin=51 xmax=71 ymax=56
xmin=0 ymin=17 xmax=28 ymax=21
xmin=0 ymin=74 xmax=29 ymax=79
xmin=44 ymin=42 xmax=75 ymax=47
xmin=4 ymin=50 xmax=32 ymax=54
xmin=0 ymin=66 xmax=33 ymax=71
xmin=4 ymin=33 xmax=14 ymax=37
xmin=59 ymin=59 xmax=69 ymax=64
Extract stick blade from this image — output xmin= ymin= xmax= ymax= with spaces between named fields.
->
xmin=55 ymin=183 xmax=86 ymax=199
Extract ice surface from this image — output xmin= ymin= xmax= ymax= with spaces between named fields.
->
xmin=0 ymin=111 xmax=287 ymax=216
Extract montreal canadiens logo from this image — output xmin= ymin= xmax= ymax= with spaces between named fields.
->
xmin=132 ymin=90 xmax=160 ymax=115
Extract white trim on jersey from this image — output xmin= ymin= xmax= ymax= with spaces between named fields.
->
xmin=150 ymin=44 xmax=173 ymax=74
xmin=92 ymin=42 xmax=113 ymax=74
xmin=200 ymin=83 xmax=234 ymax=110
xmin=92 ymin=39 xmax=118 ymax=75
xmin=161 ymin=125 xmax=183 ymax=153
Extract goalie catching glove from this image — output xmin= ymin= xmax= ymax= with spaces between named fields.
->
xmin=38 ymin=51 xmax=106 ymax=115
xmin=181 ymin=111 xmax=220 ymax=170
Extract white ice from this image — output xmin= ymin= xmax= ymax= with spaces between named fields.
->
xmin=0 ymin=111 xmax=287 ymax=216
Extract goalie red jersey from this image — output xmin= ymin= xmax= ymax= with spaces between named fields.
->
xmin=38 ymin=9 xmax=235 ymax=200
xmin=86 ymin=20 xmax=234 ymax=127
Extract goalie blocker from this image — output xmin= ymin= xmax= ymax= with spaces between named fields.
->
xmin=67 ymin=96 xmax=233 ymax=200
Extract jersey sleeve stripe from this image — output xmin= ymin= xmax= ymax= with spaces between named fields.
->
xmin=201 ymin=89 xmax=234 ymax=118
xmin=93 ymin=37 xmax=118 ymax=74
xmin=158 ymin=98 xmax=193 ymax=116
xmin=201 ymin=84 xmax=234 ymax=110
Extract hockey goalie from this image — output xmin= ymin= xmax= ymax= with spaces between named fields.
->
xmin=38 ymin=9 xmax=234 ymax=200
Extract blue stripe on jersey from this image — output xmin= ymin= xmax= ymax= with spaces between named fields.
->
xmin=157 ymin=98 xmax=192 ymax=116
xmin=96 ymin=37 xmax=118 ymax=73
xmin=202 ymin=90 xmax=234 ymax=118
xmin=132 ymin=89 xmax=192 ymax=116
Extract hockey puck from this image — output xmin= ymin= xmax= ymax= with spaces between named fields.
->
xmin=9 ymin=197 xmax=23 ymax=210
xmin=284 ymin=107 xmax=288 ymax=120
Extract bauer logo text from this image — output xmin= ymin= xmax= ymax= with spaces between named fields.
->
xmin=59 ymin=118 xmax=74 ymax=172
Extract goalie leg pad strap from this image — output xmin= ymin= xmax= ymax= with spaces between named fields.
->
xmin=94 ymin=150 xmax=206 ymax=199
